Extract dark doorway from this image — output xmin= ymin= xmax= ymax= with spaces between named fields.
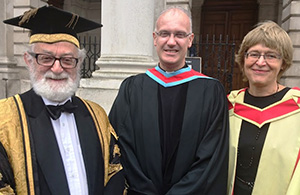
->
xmin=200 ymin=0 xmax=258 ymax=92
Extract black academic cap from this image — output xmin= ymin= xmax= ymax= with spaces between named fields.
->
xmin=3 ymin=5 xmax=102 ymax=47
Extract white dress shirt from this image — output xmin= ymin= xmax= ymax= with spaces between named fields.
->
xmin=43 ymin=97 xmax=88 ymax=195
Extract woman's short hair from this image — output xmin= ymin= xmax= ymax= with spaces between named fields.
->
xmin=235 ymin=20 xmax=293 ymax=81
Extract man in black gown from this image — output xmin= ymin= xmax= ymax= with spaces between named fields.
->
xmin=109 ymin=7 xmax=229 ymax=195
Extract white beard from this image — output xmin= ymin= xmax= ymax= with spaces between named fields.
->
xmin=29 ymin=67 xmax=80 ymax=102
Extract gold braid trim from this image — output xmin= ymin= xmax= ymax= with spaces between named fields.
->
xmin=79 ymin=98 xmax=122 ymax=186
xmin=18 ymin=8 xmax=39 ymax=26
xmin=113 ymin=144 xmax=120 ymax=158
xmin=13 ymin=95 xmax=35 ymax=195
xmin=29 ymin=34 xmax=80 ymax=48
xmin=0 ymin=185 xmax=15 ymax=195
xmin=0 ymin=96 xmax=34 ymax=194
xmin=66 ymin=14 xmax=79 ymax=30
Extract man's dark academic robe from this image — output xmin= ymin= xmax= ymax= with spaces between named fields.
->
xmin=109 ymin=73 xmax=229 ymax=195
xmin=0 ymin=89 xmax=124 ymax=195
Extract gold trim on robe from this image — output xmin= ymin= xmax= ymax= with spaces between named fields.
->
xmin=80 ymin=98 xmax=122 ymax=186
xmin=0 ymin=95 xmax=122 ymax=194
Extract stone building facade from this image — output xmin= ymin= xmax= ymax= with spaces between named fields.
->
xmin=1 ymin=0 xmax=300 ymax=112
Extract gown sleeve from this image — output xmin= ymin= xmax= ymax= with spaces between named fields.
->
xmin=166 ymin=81 xmax=229 ymax=195
xmin=104 ymin=133 xmax=125 ymax=195
xmin=109 ymin=77 xmax=159 ymax=195
xmin=0 ymin=141 xmax=16 ymax=194
xmin=286 ymin=153 xmax=300 ymax=194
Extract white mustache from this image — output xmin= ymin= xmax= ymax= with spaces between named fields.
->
xmin=44 ymin=71 xmax=69 ymax=80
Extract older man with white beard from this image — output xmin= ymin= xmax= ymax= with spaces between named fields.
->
xmin=0 ymin=5 xmax=124 ymax=195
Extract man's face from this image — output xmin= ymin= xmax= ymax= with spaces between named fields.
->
xmin=25 ymin=41 xmax=81 ymax=102
xmin=153 ymin=9 xmax=194 ymax=72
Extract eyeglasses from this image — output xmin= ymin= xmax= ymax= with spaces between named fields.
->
xmin=245 ymin=51 xmax=281 ymax=63
xmin=28 ymin=52 xmax=79 ymax=69
xmin=155 ymin=31 xmax=192 ymax=39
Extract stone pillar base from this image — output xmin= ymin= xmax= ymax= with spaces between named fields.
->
xmin=93 ymin=55 xmax=156 ymax=79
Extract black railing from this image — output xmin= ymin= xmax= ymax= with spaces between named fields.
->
xmin=79 ymin=35 xmax=236 ymax=92
xmin=79 ymin=36 xmax=101 ymax=78
xmin=190 ymin=34 xmax=236 ymax=93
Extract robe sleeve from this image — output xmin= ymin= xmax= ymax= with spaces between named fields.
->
xmin=104 ymin=134 xmax=125 ymax=195
xmin=109 ymin=77 xmax=159 ymax=195
xmin=0 ymin=142 xmax=16 ymax=194
xmin=166 ymin=81 xmax=229 ymax=195
xmin=286 ymin=152 xmax=300 ymax=194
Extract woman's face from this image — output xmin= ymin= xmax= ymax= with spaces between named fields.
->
xmin=244 ymin=44 xmax=283 ymax=88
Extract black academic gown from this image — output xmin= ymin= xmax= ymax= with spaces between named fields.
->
xmin=109 ymin=74 xmax=229 ymax=195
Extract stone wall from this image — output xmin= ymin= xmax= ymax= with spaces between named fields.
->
xmin=281 ymin=0 xmax=300 ymax=87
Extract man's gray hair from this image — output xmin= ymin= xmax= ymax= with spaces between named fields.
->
xmin=155 ymin=6 xmax=193 ymax=33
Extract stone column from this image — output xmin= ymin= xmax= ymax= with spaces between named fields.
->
xmin=281 ymin=0 xmax=300 ymax=87
xmin=166 ymin=0 xmax=191 ymax=10
xmin=95 ymin=0 xmax=156 ymax=76
xmin=0 ymin=0 xmax=48 ymax=99
xmin=0 ymin=0 xmax=18 ymax=98
xmin=78 ymin=0 xmax=156 ymax=112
